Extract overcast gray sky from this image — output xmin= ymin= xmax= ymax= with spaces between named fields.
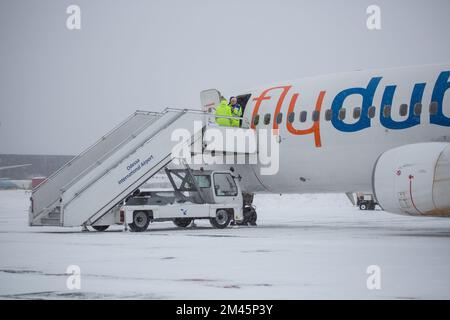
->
xmin=1 ymin=0 xmax=449 ymax=155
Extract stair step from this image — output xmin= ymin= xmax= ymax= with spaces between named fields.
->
xmin=48 ymin=212 xmax=61 ymax=219
xmin=40 ymin=218 xmax=61 ymax=226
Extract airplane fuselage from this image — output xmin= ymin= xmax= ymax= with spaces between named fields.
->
xmin=232 ymin=64 xmax=450 ymax=194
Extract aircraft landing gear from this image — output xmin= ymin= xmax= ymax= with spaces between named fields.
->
xmin=242 ymin=205 xmax=257 ymax=226
xmin=235 ymin=193 xmax=257 ymax=226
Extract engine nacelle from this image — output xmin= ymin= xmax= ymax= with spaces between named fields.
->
xmin=373 ymin=142 xmax=450 ymax=217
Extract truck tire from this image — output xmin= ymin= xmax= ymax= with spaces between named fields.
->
xmin=210 ymin=209 xmax=231 ymax=229
xmin=359 ymin=203 xmax=367 ymax=210
xmin=129 ymin=211 xmax=150 ymax=232
xmin=92 ymin=225 xmax=109 ymax=232
xmin=173 ymin=218 xmax=193 ymax=228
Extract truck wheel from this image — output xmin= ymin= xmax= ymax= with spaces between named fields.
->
xmin=173 ymin=218 xmax=193 ymax=228
xmin=359 ymin=203 xmax=367 ymax=210
xmin=210 ymin=209 xmax=231 ymax=229
xmin=129 ymin=211 xmax=150 ymax=232
xmin=92 ymin=225 xmax=109 ymax=232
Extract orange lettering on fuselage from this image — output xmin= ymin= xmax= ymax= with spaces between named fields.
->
xmin=286 ymin=91 xmax=325 ymax=148
xmin=250 ymin=86 xmax=325 ymax=148
xmin=250 ymin=86 xmax=292 ymax=130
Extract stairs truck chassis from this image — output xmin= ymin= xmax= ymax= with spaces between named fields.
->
xmin=28 ymin=108 xmax=255 ymax=231
xmin=123 ymin=168 xmax=244 ymax=232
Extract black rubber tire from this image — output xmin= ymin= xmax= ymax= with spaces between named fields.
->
xmin=248 ymin=210 xmax=257 ymax=226
xmin=173 ymin=218 xmax=193 ymax=228
xmin=241 ymin=206 xmax=257 ymax=226
xmin=129 ymin=211 xmax=150 ymax=232
xmin=359 ymin=204 xmax=367 ymax=210
xmin=92 ymin=225 xmax=109 ymax=232
xmin=210 ymin=209 xmax=231 ymax=229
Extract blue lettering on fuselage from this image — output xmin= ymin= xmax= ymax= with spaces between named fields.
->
xmin=330 ymin=71 xmax=450 ymax=133
xmin=380 ymin=82 xmax=425 ymax=129
xmin=331 ymin=77 xmax=381 ymax=132
xmin=431 ymin=71 xmax=450 ymax=127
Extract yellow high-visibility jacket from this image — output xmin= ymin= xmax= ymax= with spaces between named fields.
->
xmin=215 ymin=99 xmax=232 ymax=126
xmin=230 ymin=105 xmax=242 ymax=127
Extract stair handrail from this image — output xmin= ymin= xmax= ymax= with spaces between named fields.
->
xmin=59 ymin=113 xmax=163 ymax=193
xmin=32 ymin=110 xmax=160 ymax=193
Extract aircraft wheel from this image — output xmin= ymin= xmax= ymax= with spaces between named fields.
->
xmin=242 ymin=206 xmax=257 ymax=226
xmin=210 ymin=209 xmax=231 ymax=229
xmin=248 ymin=210 xmax=257 ymax=226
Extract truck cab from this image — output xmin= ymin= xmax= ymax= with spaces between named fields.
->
xmin=122 ymin=168 xmax=244 ymax=232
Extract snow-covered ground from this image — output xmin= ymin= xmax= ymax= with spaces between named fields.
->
xmin=0 ymin=190 xmax=449 ymax=299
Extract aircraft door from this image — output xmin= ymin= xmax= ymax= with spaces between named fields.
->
xmin=200 ymin=89 xmax=221 ymax=113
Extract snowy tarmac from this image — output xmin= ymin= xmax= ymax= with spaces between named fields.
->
xmin=0 ymin=190 xmax=449 ymax=299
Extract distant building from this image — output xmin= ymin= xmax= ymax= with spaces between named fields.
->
xmin=0 ymin=154 xmax=173 ymax=190
xmin=0 ymin=154 xmax=74 ymax=180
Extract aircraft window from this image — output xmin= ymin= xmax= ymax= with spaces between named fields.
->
xmin=276 ymin=113 xmax=283 ymax=124
xmin=383 ymin=105 xmax=391 ymax=118
xmin=339 ymin=108 xmax=346 ymax=120
xmin=288 ymin=112 xmax=295 ymax=123
xmin=353 ymin=107 xmax=361 ymax=119
xmin=399 ymin=104 xmax=408 ymax=116
xmin=368 ymin=106 xmax=376 ymax=118
xmin=253 ymin=114 xmax=260 ymax=126
xmin=312 ymin=110 xmax=320 ymax=122
xmin=429 ymin=102 xmax=438 ymax=115
xmin=325 ymin=109 xmax=332 ymax=121
xmin=413 ymin=103 xmax=422 ymax=116
xmin=264 ymin=113 xmax=271 ymax=125
xmin=300 ymin=111 xmax=307 ymax=123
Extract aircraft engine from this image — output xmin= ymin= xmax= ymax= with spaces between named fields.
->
xmin=373 ymin=142 xmax=450 ymax=217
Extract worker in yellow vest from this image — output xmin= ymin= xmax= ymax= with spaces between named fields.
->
xmin=215 ymin=97 xmax=232 ymax=126
xmin=229 ymin=97 xmax=242 ymax=127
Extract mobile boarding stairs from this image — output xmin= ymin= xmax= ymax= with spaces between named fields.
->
xmin=29 ymin=108 xmax=256 ymax=228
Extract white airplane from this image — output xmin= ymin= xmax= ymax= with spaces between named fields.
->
xmin=201 ymin=63 xmax=450 ymax=217
xmin=29 ymin=63 xmax=450 ymax=229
